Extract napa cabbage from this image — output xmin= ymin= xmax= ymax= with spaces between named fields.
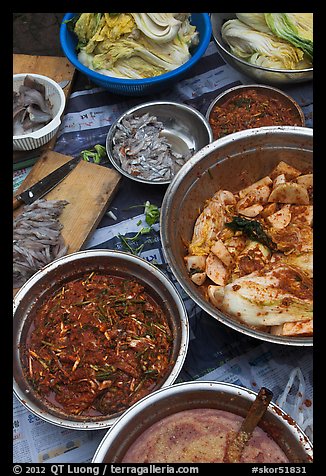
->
xmin=72 ymin=13 xmax=199 ymax=79
xmin=219 ymin=264 xmax=313 ymax=327
xmin=235 ymin=13 xmax=271 ymax=34
xmin=221 ymin=19 xmax=307 ymax=70
xmin=264 ymin=13 xmax=313 ymax=60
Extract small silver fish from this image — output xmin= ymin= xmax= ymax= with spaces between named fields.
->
xmin=112 ymin=113 xmax=191 ymax=181
xmin=13 ymin=198 xmax=69 ymax=288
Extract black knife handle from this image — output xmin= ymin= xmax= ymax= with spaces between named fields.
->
xmin=13 ymin=195 xmax=23 ymax=210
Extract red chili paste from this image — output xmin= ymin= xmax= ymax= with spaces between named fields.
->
xmin=209 ymin=90 xmax=302 ymax=140
xmin=22 ymin=272 xmax=173 ymax=416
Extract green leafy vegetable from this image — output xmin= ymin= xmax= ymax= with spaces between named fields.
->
xmin=80 ymin=144 xmax=107 ymax=164
xmin=123 ymin=228 xmax=152 ymax=242
xmin=118 ymin=233 xmax=145 ymax=255
xmin=118 ymin=201 xmax=160 ymax=255
xmin=226 ymin=216 xmax=277 ymax=250
xmin=144 ymin=201 xmax=160 ymax=226
xmin=124 ymin=201 xmax=160 ymax=226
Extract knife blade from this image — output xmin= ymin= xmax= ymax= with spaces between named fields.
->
xmin=58 ymin=79 xmax=70 ymax=89
xmin=13 ymin=156 xmax=81 ymax=210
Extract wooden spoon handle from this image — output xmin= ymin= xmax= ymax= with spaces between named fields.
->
xmin=224 ymin=387 xmax=273 ymax=463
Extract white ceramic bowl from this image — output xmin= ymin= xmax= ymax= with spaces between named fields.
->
xmin=13 ymin=73 xmax=66 ymax=151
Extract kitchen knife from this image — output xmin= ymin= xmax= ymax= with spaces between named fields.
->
xmin=58 ymin=79 xmax=70 ymax=89
xmin=13 ymin=155 xmax=81 ymax=210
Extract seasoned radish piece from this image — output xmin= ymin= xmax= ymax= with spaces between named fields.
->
xmin=238 ymin=176 xmax=272 ymax=198
xmin=268 ymin=183 xmax=309 ymax=204
xmin=290 ymin=205 xmax=313 ymax=226
xmin=184 ymin=255 xmax=206 ymax=273
xmin=270 ymin=161 xmax=302 ymax=180
xmin=208 ymin=285 xmax=225 ymax=307
xmin=206 ymin=253 xmax=228 ymax=286
xmin=238 ymin=204 xmax=264 ymax=217
xmin=237 ymin=185 xmax=271 ymax=210
xmin=272 ymin=174 xmax=286 ymax=188
xmin=211 ymin=239 xmax=234 ymax=267
xmin=225 ymin=235 xmax=247 ymax=256
xmin=260 ymin=202 xmax=278 ymax=218
xmin=191 ymin=272 xmax=206 ymax=286
xmin=213 ymin=189 xmax=236 ymax=205
xmin=266 ymin=204 xmax=292 ymax=229
xmin=296 ymin=173 xmax=313 ymax=188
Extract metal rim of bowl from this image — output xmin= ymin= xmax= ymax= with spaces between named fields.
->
xmin=160 ymin=125 xmax=313 ymax=347
xmin=210 ymin=13 xmax=313 ymax=76
xmin=205 ymin=83 xmax=306 ymax=127
xmin=13 ymin=249 xmax=190 ymax=430
xmin=106 ymin=101 xmax=213 ymax=185
xmin=13 ymin=73 xmax=66 ymax=140
xmin=92 ymin=380 xmax=313 ymax=463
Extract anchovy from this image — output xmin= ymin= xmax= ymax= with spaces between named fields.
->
xmin=13 ymin=199 xmax=69 ymax=288
xmin=112 ymin=112 xmax=192 ymax=181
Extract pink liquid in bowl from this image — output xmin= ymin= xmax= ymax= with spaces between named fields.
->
xmin=122 ymin=408 xmax=289 ymax=463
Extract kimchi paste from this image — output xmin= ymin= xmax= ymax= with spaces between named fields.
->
xmin=209 ymin=89 xmax=302 ymax=140
xmin=22 ymin=272 xmax=173 ymax=416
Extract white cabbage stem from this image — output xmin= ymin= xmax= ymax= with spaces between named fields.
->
xmin=131 ymin=13 xmax=182 ymax=43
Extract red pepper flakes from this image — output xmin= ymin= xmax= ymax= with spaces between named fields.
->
xmin=209 ymin=89 xmax=302 ymax=140
xmin=22 ymin=272 xmax=173 ymax=417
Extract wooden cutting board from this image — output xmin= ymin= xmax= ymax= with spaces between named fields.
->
xmin=13 ymin=54 xmax=75 ymax=95
xmin=14 ymin=150 xmax=121 ymax=287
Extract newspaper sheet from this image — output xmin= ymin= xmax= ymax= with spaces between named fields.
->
xmin=13 ymin=36 xmax=313 ymax=463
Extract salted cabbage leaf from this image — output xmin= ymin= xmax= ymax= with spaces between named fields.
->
xmin=219 ymin=264 xmax=313 ymax=327
xmin=74 ymin=14 xmax=104 ymax=44
xmin=236 ymin=13 xmax=271 ymax=34
xmin=73 ymin=13 xmax=198 ymax=79
xmin=222 ymin=19 xmax=305 ymax=70
xmin=265 ymin=13 xmax=313 ymax=60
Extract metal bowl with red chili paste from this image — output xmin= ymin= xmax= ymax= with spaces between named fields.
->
xmin=206 ymin=85 xmax=305 ymax=140
xmin=14 ymin=250 xmax=189 ymax=429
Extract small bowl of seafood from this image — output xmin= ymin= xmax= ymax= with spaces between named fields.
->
xmin=210 ymin=13 xmax=313 ymax=85
xmin=106 ymin=101 xmax=213 ymax=185
xmin=92 ymin=381 xmax=313 ymax=463
xmin=13 ymin=249 xmax=189 ymax=430
xmin=13 ymin=73 xmax=66 ymax=151
xmin=160 ymin=126 xmax=313 ymax=346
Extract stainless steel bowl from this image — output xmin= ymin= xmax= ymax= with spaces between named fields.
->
xmin=106 ymin=101 xmax=213 ymax=185
xmin=160 ymin=126 xmax=313 ymax=346
xmin=13 ymin=250 xmax=189 ymax=430
xmin=210 ymin=13 xmax=313 ymax=85
xmin=92 ymin=381 xmax=313 ymax=463
xmin=206 ymin=84 xmax=305 ymax=140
